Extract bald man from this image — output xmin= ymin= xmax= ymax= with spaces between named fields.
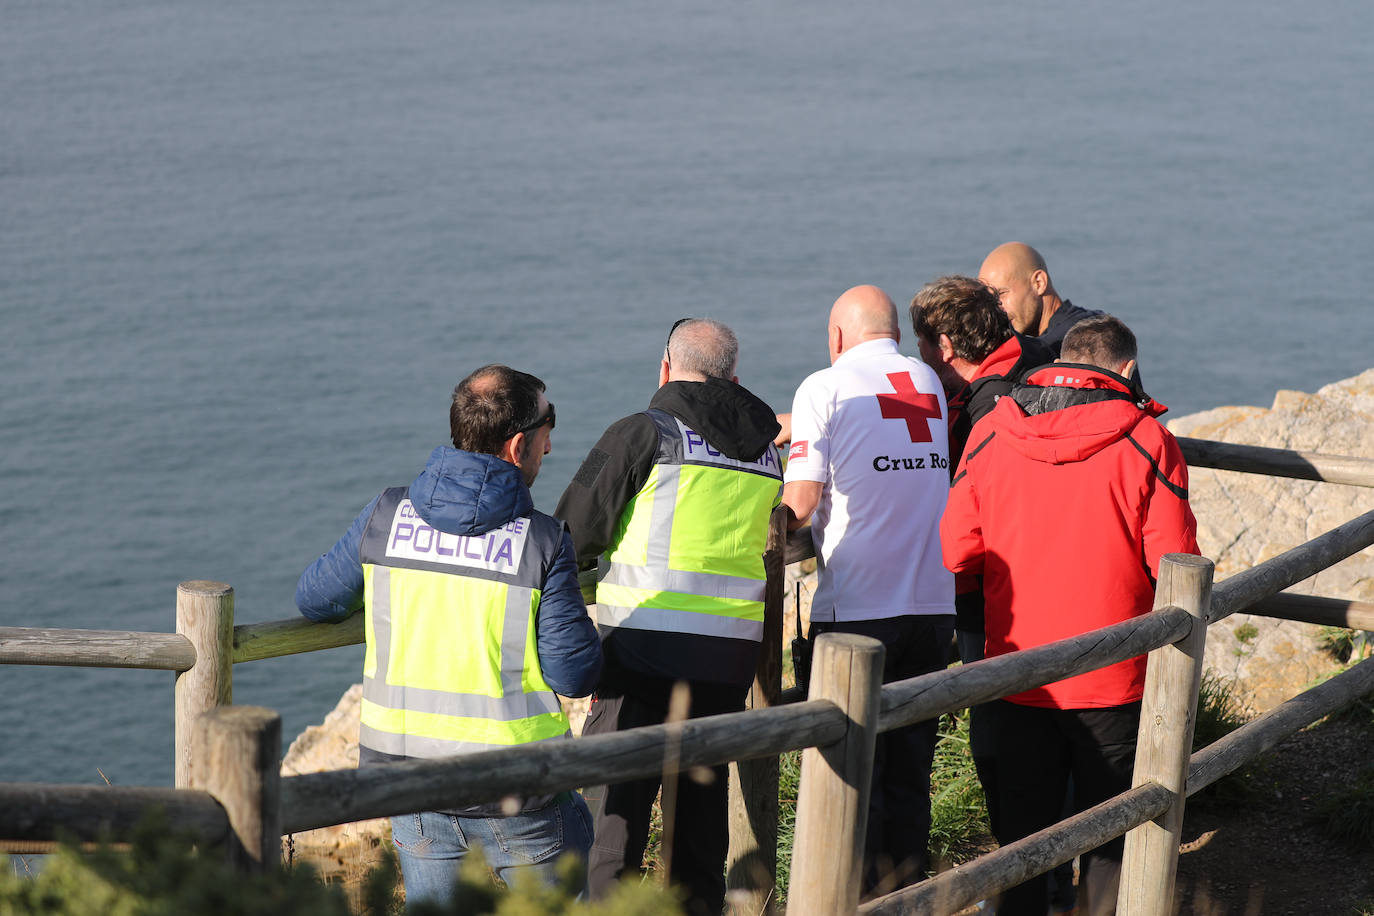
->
xmin=978 ymin=242 xmax=1104 ymax=355
xmin=782 ymin=285 xmax=955 ymax=897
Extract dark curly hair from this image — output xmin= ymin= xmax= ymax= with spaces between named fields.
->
xmin=910 ymin=275 xmax=1013 ymax=364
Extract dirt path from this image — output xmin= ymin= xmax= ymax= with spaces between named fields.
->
xmin=1172 ymin=718 xmax=1374 ymax=915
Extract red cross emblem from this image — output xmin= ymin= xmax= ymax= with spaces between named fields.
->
xmin=876 ymin=372 xmax=942 ymax=442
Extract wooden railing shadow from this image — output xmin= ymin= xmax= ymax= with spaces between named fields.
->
xmin=2 ymin=438 xmax=1373 ymax=915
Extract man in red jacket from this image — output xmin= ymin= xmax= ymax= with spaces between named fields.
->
xmin=941 ymin=315 xmax=1199 ymax=916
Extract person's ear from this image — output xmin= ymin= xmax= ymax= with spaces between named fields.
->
xmin=938 ymin=333 xmax=956 ymax=363
xmin=1120 ymin=358 xmax=1138 ymax=380
xmin=502 ymin=432 xmax=526 ymax=467
xmin=1030 ymin=269 xmax=1048 ymax=295
xmin=658 ymin=356 xmax=671 ymax=388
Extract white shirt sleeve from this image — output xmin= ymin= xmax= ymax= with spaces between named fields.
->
xmin=784 ymin=373 xmax=831 ymax=484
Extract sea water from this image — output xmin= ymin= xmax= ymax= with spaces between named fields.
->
xmin=2 ymin=0 xmax=1371 ymax=787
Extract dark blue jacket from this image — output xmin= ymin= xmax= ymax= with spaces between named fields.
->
xmin=296 ymin=446 xmax=601 ymax=698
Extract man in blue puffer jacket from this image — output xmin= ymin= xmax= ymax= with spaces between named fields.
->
xmin=296 ymin=364 xmax=601 ymax=909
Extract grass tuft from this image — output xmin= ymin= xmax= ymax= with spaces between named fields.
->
xmin=928 ymin=709 xmax=992 ymax=867
xmin=1317 ymin=763 xmax=1374 ymax=850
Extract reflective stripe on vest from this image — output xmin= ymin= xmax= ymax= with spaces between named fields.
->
xmin=358 ymin=490 xmax=569 ymax=759
xmin=597 ymin=412 xmax=781 ymax=642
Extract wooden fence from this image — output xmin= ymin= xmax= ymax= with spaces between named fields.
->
xmin=3 ymin=438 xmax=1374 ymax=915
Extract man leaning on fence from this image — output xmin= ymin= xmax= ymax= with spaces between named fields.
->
xmin=940 ymin=315 xmax=1199 ymax=916
xmin=555 ymin=318 xmax=782 ymax=916
xmin=295 ymin=364 xmax=602 ymax=909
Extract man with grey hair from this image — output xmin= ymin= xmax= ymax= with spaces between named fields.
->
xmin=557 ymin=318 xmax=783 ymax=916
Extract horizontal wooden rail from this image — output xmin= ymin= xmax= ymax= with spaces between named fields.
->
xmin=861 ymin=782 xmax=1174 ymax=915
xmin=1177 ymin=437 xmax=1374 ymax=488
xmin=232 ymin=613 xmax=365 ymax=663
xmin=784 ymin=528 xmax=816 ymax=565
xmin=1209 ymin=507 xmax=1374 ymax=623
xmin=0 ymin=783 xmax=228 ymax=844
xmin=281 ymin=699 xmax=848 ymax=834
xmin=878 ymin=608 xmax=1193 ymax=733
xmin=864 ymin=655 xmax=1374 ymax=914
xmin=1187 ymin=654 xmax=1374 ymax=795
xmin=1246 ymin=592 xmax=1374 ymax=631
xmin=0 ymin=627 xmax=195 ymax=671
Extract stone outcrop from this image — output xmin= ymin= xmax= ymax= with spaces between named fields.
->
xmin=279 ymin=683 xmax=391 ymax=880
xmin=1167 ymin=368 xmax=1374 ymax=712
xmin=280 ymin=683 xmax=592 ymax=878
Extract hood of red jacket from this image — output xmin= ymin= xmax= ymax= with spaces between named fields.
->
xmin=985 ymin=365 xmax=1167 ymax=465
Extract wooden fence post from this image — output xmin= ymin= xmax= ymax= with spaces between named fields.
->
xmin=190 ymin=705 xmax=282 ymax=872
xmin=728 ymin=505 xmax=788 ymax=914
xmin=786 ymin=633 xmax=885 ymax=916
xmin=175 ymin=581 xmax=234 ymax=788
xmin=1118 ymin=553 xmax=1214 ymax=915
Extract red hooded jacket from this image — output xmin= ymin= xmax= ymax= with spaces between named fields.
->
xmin=940 ymin=366 xmax=1200 ymax=708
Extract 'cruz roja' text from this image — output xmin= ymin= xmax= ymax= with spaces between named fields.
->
xmin=872 ymin=453 xmax=949 ymax=472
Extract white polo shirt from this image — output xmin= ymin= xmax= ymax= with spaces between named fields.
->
xmin=784 ymin=337 xmax=954 ymax=622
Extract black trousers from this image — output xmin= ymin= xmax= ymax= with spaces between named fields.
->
xmin=580 ymin=680 xmax=747 ymax=916
xmin=994 ymin=700 xmax=1141 ymax=916
xmin=811 ymin=614 xmax=955 ymax=897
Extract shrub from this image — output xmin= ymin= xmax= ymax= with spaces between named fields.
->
xmin=0 ymin=818 xmax=355 ymax=916
xmin=1317 ymin=764 xmax=1374 ymax=850
xmin=0 ymin=817 xmax=684 ymax=916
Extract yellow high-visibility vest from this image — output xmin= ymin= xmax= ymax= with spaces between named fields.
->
xmin=357 ymin=487 xmax=570 ymax=758
xmin=595 ymin=410 xmax=783 ymax=641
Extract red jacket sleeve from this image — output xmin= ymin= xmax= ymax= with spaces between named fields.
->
xmin=941 ymin=447 xmax=986 ymax=576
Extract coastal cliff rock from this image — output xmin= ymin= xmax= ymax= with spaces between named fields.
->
xmin=1167 ymin=368 xmax=1374 ymax=712
xmin=279 ymin=684 xmax=391 ymax=878
xmin=279 ymin=684 xmax=592 ymax=879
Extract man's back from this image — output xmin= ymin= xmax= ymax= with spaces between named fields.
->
xmin=942 ymin=364 xmax=1199 ymax=707
xmin=787 ymin=337 xmax=952 ymax=620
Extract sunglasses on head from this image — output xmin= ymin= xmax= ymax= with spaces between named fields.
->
xmin=666 ymin=317 xmax=693 ymax=351
xmin=514 ymin=402 xmax=555 ymax=436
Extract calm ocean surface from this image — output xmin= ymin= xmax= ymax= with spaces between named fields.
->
xmin=3 ymin=1 xmax=1371 ymax=787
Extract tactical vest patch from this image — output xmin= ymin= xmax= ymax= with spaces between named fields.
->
xmin=384 ymin=499 xmax=529 ymax=575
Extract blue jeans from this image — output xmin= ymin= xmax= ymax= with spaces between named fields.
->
xmin=389 ymin=793 xmax=592 ymax=910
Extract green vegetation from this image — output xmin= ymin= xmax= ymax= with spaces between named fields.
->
xmin=1230 ymin=621 xmax=1260 ymax=657
xmin=1190 ymin=670 xmax=1261 ymax=803
xmin=1317 ymin=625 xmax=1373 ymax=666
xmin=773 ymin=749 xmax=802 ymax=906
xmin=0 ymin=819 xmax=682 ymax=916
xmin=409 ymin=850 xmax=683 ymax=916
xmin=1192 ymin=670 xmax=1251 ymax=751
xmin=928 ymin=709 xmax=992 ymax=867
xmin=0 ymin=820 xmax=360 ymax=916
xmin=1316 ymin=764 xmax=1374 ymax=850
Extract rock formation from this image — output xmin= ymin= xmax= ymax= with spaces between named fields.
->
xmin=1168 ymin=368 xmax=1374 ymax=712
xmin=279 ymin=684 xmax=391 ymax=881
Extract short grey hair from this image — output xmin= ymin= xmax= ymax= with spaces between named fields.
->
xmin=666 ymin=318 xmax=738 ymax=380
